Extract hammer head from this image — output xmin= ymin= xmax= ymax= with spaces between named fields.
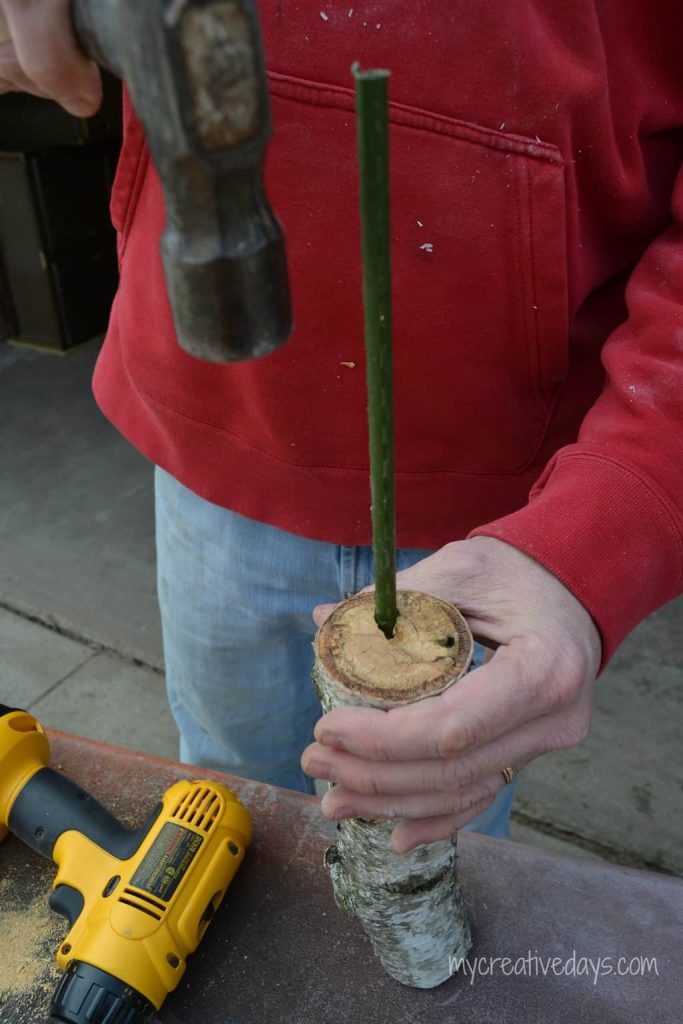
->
xmin=77 ymin=0 xmax=292 ymax=362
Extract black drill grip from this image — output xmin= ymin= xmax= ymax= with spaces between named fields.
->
xmin=49 ymin=884 xmax=86 ymax=928
xmin=8 ymin=767 xmax=154 ymax=861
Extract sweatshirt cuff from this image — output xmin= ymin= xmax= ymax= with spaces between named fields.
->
xmin=468 ymin=448 xmax=683 ymax=669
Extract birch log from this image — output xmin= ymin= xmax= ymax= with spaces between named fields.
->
xmin=313 ymin=589 xmax=474 ymax=988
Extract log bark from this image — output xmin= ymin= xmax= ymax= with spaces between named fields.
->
xmin=313 ymin=589 xmax=473 ymax=988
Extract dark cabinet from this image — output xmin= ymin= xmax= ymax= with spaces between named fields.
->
xmin=0 ymin=82 xmax=122 ymax=351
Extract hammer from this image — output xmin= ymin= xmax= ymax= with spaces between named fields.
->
xmin=71 ymin=0 xmax=291 ymax=363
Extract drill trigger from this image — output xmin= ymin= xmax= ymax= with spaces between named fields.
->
xmin=49 ymin=884 xmax=85 ymax=928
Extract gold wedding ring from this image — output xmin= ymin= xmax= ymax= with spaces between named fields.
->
xmin=501 ymin=765 xmax=518 ymax=786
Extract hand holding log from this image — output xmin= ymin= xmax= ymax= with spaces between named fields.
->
xmin=306 ymin=537 xmax=602 ymax=851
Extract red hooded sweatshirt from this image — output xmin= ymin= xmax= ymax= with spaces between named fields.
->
xmin=94 ymin=1 xmax=683 ymax=666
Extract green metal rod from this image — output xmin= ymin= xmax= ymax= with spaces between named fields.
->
xmin=353 ymin=63 xmax=397 ymax=639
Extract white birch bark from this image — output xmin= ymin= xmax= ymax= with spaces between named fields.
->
xmin=313 ymin=590 xmax=474 ymax=988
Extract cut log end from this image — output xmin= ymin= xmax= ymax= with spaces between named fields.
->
xmin=315 ymin=590 xmax=473 ymax=707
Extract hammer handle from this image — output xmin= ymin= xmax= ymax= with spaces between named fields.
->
xmin=70 ymin=0 xmax=121 ymax=79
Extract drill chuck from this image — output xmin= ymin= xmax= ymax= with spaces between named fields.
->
xmin=51 ymin=962 xmax=154 ymax=1024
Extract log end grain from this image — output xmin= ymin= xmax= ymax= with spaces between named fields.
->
xmin=315 ymin=590 xmax=473 ymax=708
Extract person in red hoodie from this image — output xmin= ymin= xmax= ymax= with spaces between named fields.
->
xmin=3 ymin=1 xmax=682 ymax=853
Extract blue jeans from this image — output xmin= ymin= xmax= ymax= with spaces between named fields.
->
xmin=155 ymin=467 xmax=516 ymax=838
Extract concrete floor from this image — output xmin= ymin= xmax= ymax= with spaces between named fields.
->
xmin=1 ymin=339 xmax=681 ymax=874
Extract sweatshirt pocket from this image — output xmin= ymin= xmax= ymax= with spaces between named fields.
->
xmin=267 ymin=73 xmax=569 ymax=475
xmin=109 ymin=88 xmax=149 ymax=261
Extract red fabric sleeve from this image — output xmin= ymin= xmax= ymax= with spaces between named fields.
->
xmin=470 ymin=165 xmax=683 ymax=668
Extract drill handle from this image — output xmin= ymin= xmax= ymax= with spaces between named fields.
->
xmin=8 ymin=766 xmax=150 ymax=861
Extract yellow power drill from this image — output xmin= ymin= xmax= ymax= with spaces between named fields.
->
xmin=0 ymin=704 xmax=252 ymax=1023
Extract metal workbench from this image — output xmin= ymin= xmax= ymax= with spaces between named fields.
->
xmin=1 ymin=732 xmax=680 ymax=1023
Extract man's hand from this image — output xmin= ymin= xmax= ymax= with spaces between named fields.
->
xmin=0 ymin=0 xmax=101 ymax=116
xmin=301 ymin=537 xmax=601 ymax=853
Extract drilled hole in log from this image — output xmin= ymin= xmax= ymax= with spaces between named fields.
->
xmin=324 ymin=845 xmax=341 ymax=867
xmin=316 ymin=591 xmax=472 ymax=704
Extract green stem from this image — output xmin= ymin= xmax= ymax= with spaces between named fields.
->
xmin=353 ymin=64 xmax=396 ymax=639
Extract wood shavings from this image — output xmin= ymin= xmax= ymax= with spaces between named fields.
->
xmin=0 ymin=885 xmax=62 ymax=999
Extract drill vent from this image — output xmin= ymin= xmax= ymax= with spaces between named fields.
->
xmin=118 ymin=888 xmax=166 ymax=920
xmin=171 ymin=785 xmax=222 ymax=833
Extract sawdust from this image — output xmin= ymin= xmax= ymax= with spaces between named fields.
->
xmin=0 ymin=874 xmax=62 ymax=999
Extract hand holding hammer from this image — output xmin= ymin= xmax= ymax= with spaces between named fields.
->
xmin=0 ymin=0 xmax=291 ymax=363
